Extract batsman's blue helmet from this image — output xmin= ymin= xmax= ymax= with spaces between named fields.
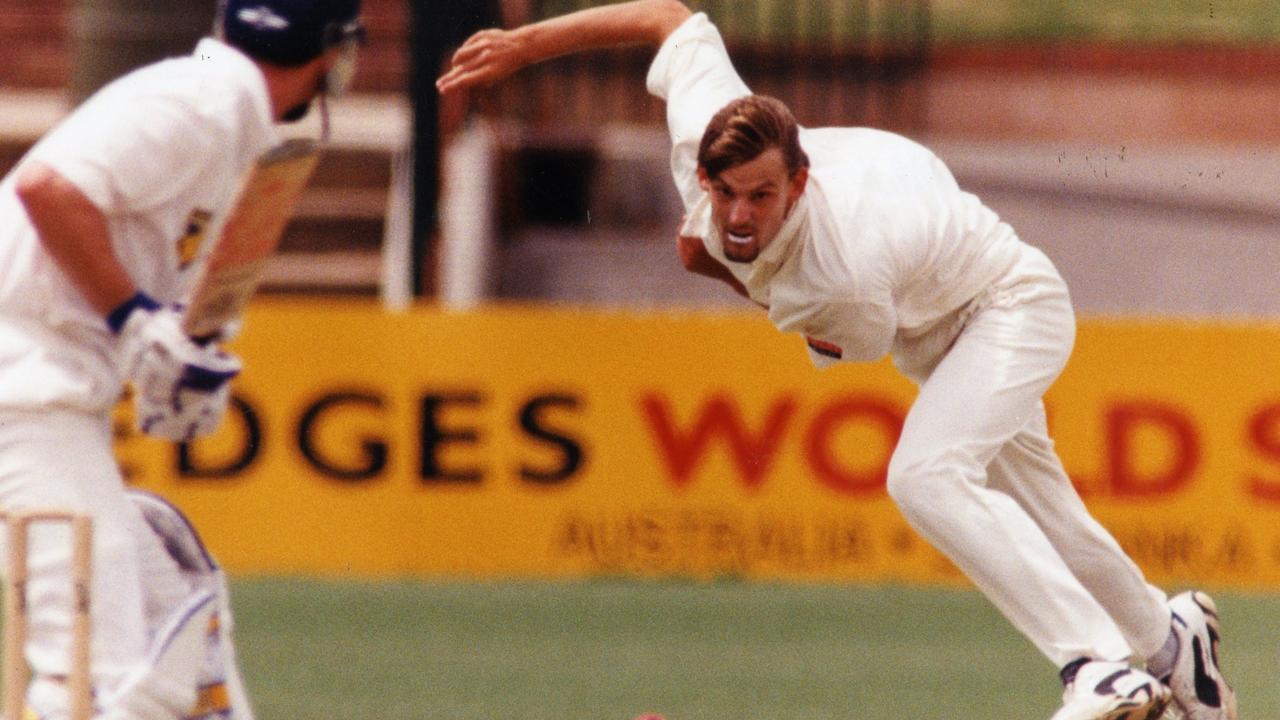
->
xmin=219 ymin=0 xmax=365 ymax=67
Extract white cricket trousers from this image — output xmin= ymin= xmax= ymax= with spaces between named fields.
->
xmin=887 ymin=246 xmax=1171 ymax=667
xmin=0 ymin=407 xmax=190 ymax=709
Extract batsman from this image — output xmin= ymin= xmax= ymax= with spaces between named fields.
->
xmin=437 ymin=2 xmax=1239 ymax=719
xmin=0 ymin=0 xmax=365 ymax=717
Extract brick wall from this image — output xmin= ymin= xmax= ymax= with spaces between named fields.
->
xmin=0 ymin=2 xmax=69 ymax=89
xmin=0 ymin=0 xmax=408 ymax=93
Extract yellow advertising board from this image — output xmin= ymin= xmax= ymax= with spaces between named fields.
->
xmin=117 ymin=301 xmax=1280 ymax=589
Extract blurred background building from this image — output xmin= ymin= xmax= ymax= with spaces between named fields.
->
xmin=3 ymin=0 xmax=1280 ymax=316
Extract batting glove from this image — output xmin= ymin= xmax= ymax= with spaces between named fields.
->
xmin=110 ymin=292 xmax=242 ymax=442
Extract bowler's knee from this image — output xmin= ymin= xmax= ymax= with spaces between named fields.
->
xmin=885 ymin=448 xmax=984 ymax=525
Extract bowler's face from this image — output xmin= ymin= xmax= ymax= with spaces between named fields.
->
xmin=699 ymin=148 xmax=807 ymax=264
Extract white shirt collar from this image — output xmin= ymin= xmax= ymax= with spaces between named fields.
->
xmin=684 ymin=191 xmax=811 ymax=297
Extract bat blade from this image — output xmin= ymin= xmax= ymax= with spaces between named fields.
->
xmin=183 ymin=138 xmax=321 ymax=338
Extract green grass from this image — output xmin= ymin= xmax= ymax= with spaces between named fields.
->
xmin=223 ymin=579 xmax=1280 ymax=719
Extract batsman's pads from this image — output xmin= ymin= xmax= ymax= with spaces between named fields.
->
xmin=100 ymin=590 xmax=217 ymax=720
xmin=114 ymin=295 xmax=240 ymax=442
xmin=128 ymin=490 xmax=256 ymax=720
xmin=130 ymin=490 xmax=217 ymax=574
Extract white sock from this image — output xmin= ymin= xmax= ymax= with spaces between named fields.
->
xmin=1146 ymin=627 xmax=1179 ymax=680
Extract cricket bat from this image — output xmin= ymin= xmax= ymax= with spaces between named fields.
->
xmin=183 ymin=138 xmax=321 ymax=339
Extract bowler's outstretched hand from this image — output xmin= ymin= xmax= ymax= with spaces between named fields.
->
xmin=435 ymin=1 xmax=693 ymax=96
xmin=436 ymin=28 xmax=526 ymax=95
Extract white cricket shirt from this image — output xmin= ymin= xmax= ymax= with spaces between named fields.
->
xmin=648 ymin=14 xmax=1027 ymax=368
xmin=0 ymin=38 xmax=278 ymax=412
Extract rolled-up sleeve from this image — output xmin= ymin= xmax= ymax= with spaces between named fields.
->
xmin=645 ymin=13 xmax=751 ymax=210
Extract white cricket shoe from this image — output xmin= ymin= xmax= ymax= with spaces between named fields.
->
xmin=1050 ymin=660 xmax=1171 ymax=720
xmin=1159 ymin=591 xmax=1238 ymax=720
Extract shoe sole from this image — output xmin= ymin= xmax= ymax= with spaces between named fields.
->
xmin=1052 ymin=673 xmax=1172 ymax=720
xmin=1118 ymin=686 xmax=1172 ymax=720
xmin=1068 ymin=691 xmax=1170 ymax=720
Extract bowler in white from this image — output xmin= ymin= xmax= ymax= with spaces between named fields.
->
xmin=436 ymin=2 xmax=1238 ymax=719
